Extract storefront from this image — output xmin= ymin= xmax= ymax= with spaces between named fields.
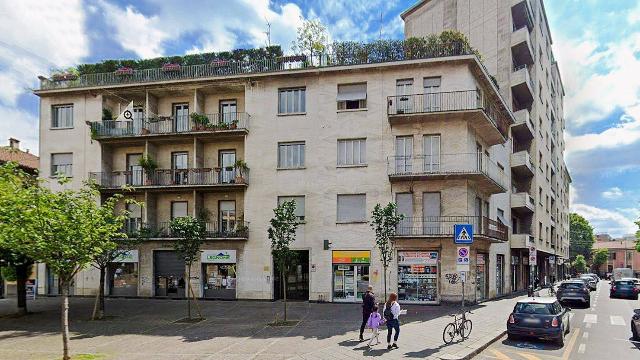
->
xmin=397 ymin=251 xmax=439 ymax=304
xmin=108 ymin=250 xmax=139 ymax=297
xmin=475 ymin=253 xmax=488 ymax=301
xmin=332 ymin=250 xmax=370 ymax=302
xmin=201 ymin=250 xmax=237 ymax=299
xmin=496 ymin=254 xmax=505 ymax=296
xmin=153 ymin=250 xmax=185 ymax=298
xmin=511 ymin=254 xmax=520 ymax=292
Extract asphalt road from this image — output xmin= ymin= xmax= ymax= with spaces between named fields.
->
xmin=475 ymin=280 xmax=640 ymax=360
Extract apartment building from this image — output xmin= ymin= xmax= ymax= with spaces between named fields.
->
xmin=34 ymin=0 xmax=568 ymax=304
xmin=402 ymin=0 xmax=571 ymax=289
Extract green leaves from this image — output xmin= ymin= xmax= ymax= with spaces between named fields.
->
xmin=268 ymin=200 xmax=299 ymax=267
xmin=370 ymin=203 xmax=404 ymax=268
xmin=570 ymin=213 xmax=595 ymax=260
xmin=591 ymin=248 xmax=608 ymax=268
xmin=572 ymin=255 xmax=587 ymax=273
xmin=170 ymin=216 xmax=206 ymax=265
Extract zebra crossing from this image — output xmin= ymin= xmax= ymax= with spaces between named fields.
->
xmin=578 ymin=314 xmax=627 ymax=326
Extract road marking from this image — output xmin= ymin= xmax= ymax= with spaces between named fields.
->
xmin=561 ymin=328 xmax=580 ymax=360
xmin=578 ymin=344 xmax=586 ymax=354
xmin=517 ymin=352 xmax=543 ymax=360
xmin=585 ymin=323 xmax=592 ymax=328
xmin=489 ymin=349 xmax=512 ymax=360
xmin=582 ymin=332 xmax=589 ymax=339
xmin=610 ymin=316 xmax=626 ymax=326
xmin=583 ymin=314 xmax=598 ymax=323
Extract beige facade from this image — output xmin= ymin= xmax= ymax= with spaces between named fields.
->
xmin=403 ymin=0 xmax=571 ymax=287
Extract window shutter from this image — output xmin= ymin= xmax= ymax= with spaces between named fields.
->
xmin=337 ymin=194 xmax=366 ymax=222
xmin=337 ymin=83 xmax=367 ymax=101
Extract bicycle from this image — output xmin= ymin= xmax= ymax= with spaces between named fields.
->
xmin=442 ymin=309 xmax=473 ymax=344
xmin=548 ymin=284 xmax=557 ymax=297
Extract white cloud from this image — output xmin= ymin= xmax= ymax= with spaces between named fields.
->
xmin=0 ymin=105 xmax=39 ymax=155
xmin=602 ymin=187 xmax=624 ymax=199
xmin=571 ymin=203 xmax=638 ymax=237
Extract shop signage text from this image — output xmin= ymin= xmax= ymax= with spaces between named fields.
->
xmin=332 ymin=250 xmax=370 ymax=264
xmin=398 ymin=251 xmax=438 ymax=265
xmin=201 ymin=250 xmax=236 ymax=264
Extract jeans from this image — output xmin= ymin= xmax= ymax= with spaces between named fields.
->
xmin=386 ymin=318 xmax=400 ymax=343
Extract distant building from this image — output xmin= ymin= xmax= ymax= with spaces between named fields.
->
xmin=593 ymin=239 xmax=640 ymax=277
xmin=596 ymin=233 xmax=613 ymax=243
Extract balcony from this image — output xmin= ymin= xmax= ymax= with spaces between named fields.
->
xmin=511 ymin=27 xmax=534 ymax=68
xmin=126 ymin=221 xmax=249 ymax=240
xmin=90 ymin=168 xmax=249 ymax=191
xmin=511 ymin=109 xmax=534 ymax=140
xmin=88 ymin=113 xmax=249 ymax=141
xmin=511 ymin=150 xmax=534 ymax=178
xmin=386 ymin=90 xmax=510 ymax=146
xmin=512 ymin=233 xmax=535 ymax=249
xmin=387 ymin=153 xmax=508 ymax=194
xmin=511 ymin=65 xmax=534 ymax=109
xmin=511 ymin=192 xmax=535 ymax=214
xmin=511 ymin=0 xmax=534 ymax=32
xmin=394 ymin=216 xmax=508 ymax=243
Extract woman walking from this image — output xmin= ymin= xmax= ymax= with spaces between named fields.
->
xmin=359 ymin=285 xmax=376 ymax=341
xmin=382 ymin=292 xmax=401 ymax=350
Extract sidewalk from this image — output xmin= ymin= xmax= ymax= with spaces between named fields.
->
xmin=0 ymin=294 xmax=524 ymax=360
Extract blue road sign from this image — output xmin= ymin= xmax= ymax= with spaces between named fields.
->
xmin=454 ymin=224 xmax=474 ymax=244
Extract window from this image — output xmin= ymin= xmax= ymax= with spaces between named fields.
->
xmin=539 ymin=187 xmax=543 ymax=205
xmin=539 ymin=222 xmax=543 ymax=241
xmin=278 ymin=196 xmax=305 ymax=221
xmin=337 ymin=194 xmax=366 ymax=223
xmin=423 ymin=135 xmax=440 ymax=172
xmin=337 ymin=83 xmax=367 ymax=110
xmin=337 ymin=138 xmax=366 ymax=166
xmin=497 ymin=208 xmax=506 ymax=225
xmin=171 ymin=201 xmax=188 ymax=219
xmin=423 ymin=77 xmax=442 ymax=111
xmin=52 ymin=104 xmax=73 ymax=128
xmin=278 ymin=142 xmax=305 ymax=169
xmin=278 ymin=88 xmax=306 ymax=114
xmin=51 ymin=153 xmax=73 ymax=177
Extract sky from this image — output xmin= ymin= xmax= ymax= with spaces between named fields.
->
xmin=1 ymin=0 xmax=639 ymax=237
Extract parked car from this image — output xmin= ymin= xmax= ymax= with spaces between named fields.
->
xmin=579 ymin=275 xmax=597 ymax=291
xmin=584 ymin=273 xmax=600 ymax=283
xmin=507 ymin=298 xmax=571 ymax=346
xmin=556 ymin=280 xmax=590 ymax=307
xmin=610 ymin=279 xmax=640 ymax=300
xmin=632 ymin=309 xmax=640 ymax=341
xmin=621 ymin=277 xmax=640 ymax=290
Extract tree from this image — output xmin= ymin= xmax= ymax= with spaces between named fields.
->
xmin=572 ymin=255 xmax=587 ymax=274
xmin=635 ymin=219 xmax=640 ymax=252
xmin=170 ymin=216 xmax=206 ymax=320
xmin=291 ymin=18 xmax=329 ymax=66
xmin=591 ymin=248 xmax=609 ymax=273
xmin=570 ymin=213 xmax=594 ymax=260
xmin=0 ymin=163 xmax=127 ymax=360
xmin=268 ymin=200 xmax=299 ymax=323
xmin=370 ymin=203 xmax=404 ymax=300
xmin=0 ymin=250 xmax=33 ymax=315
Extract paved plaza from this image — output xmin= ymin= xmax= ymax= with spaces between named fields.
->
xmin=0 ymin=295 xmax=525 ymax=360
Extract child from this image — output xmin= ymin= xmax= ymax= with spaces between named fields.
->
xmin=366 ymin=304 xmax=384 ymax=346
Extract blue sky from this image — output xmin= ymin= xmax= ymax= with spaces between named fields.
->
xmin=1 ymin=0 xmax=639 ymax=237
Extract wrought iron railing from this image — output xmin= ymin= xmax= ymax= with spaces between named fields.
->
xmin=89 ymin=112 xmax=249 ymax=138
xmin=90 ymin=168 xmax=249 ymax=188
xmin=387 ymin=153 xmax=508 ymax=190
xmin=386 ymin=90 xmax=511 ymax=139
xmin=394 ymin=216 xmax=508 ymax=241
xmin=126 ymin=221 xmax=249 ymax=239
xmin=39 ymin=41 xmax=476 ymax=90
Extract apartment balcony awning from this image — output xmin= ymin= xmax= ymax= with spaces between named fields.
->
xmin=393 ymin=216 xmax=508 ymax=243
xmin=124 ymin=221 xmax=248 ymax=240
xmin=511 ymin=0 xmax=534 ymax=32
xmin=90 ymin=168 xmax=249 ymax=191
xmin=512 ymin=233 xmax=535 ymax=249
xmin=387 ymin=153 xmax=508 ymax=194
xmin=511 ymin=150 xmax=534 ymax=178
xmin=511 ymin=109 xmax=534 ymax=140
xmin=88 ymin=112 xmax=249 ymax=142
xmin=511 ymin=66 xmax=534 ymax=109
xmin=386 ymin=90 xmax=510 ymax=146
xmin=511 ymin=27 xmax=534 ymax=67
xmin=511 ymin=192 xmax=535 ymax=215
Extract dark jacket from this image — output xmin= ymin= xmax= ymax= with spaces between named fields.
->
xmin=362 ymin=291 xmax=375 ymax=314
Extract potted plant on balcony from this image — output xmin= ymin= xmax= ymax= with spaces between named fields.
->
xmin=230 ymin=119 xmax=239 ymax=129
xmin=138 ymin=155 xmax=158 ymax=185
xmin=190 ymin=113 xmax=209 ymax=131
xmin=233 ymin=160 xmax=248 ymax=184
xmin=51 ymin=67 xmax=79 ymax=81
xmin=162 ymin=63 xmax=181 ymax=72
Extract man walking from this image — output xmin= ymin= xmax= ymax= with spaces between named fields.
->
xmin=360 ymin=285 xmax=376 ymax=341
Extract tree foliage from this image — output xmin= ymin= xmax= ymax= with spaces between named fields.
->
xmin=635 ymin=219 xmax=640 ymax=252
xmin=370 ymin=203 xmax=404 ymax=299
xmin=570 ymin=213 xmax=594 ymax=260
xmin=292 ymin=18 xmax=329 ymax=66
xmin=591 ymin=248 xmax=609 ymax=269
xmin=572 ymin=254 xmax=587 ymax=274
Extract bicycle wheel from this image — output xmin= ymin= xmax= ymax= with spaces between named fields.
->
xmin=461 ymin=319 xmax=473 ymax=339
xmin=443 ymin=323 xmax=457 ymax=344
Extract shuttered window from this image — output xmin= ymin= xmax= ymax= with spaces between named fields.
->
xmin=51 ymin=153 xmax=73 ymax=177
xmin=337 ymin=83 xmax=367 ymax=110
xmin=337 ymin=139 xmax=366 ymax=166
xmin=337 ymin=194 xmax=366 ymax=222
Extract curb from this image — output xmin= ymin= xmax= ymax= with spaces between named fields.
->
xmin=438 ymin=330 xmax=507 ymax=360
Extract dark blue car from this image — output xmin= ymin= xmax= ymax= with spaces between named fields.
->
xmin=507 ymin=298 xmax=571 ymax=346
xmin=610 ymin=279 xmax=639 ymax=300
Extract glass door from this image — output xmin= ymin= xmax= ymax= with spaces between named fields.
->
xmin=219 ymin=200 xmax=236 ymax=234
xmin=423 ymin=77 xmax=441 ymax=111
xmin=220 ymin=100 xmax=237 ymax=124
xmin=476 ymin=253 xmax=488 ymax=301
xmin=173 ymin=103 xmax=189 ymax=132
xmin=126 ymin=153 xmax=143 ymax=186
xmin=396 ymin=79 xmax=413 ymax=114
xmin=172 ymin=152 xmax=188 ymax=185
xmin=423 ymin=135 xmax=440 ymax=173
xmin=395 ymin=136 xmax=413 ymax=174
xmin=219 ymin=150 xmax=236 ymax=184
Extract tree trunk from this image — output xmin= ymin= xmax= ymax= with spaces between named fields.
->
xmin=187 ymin=265 xmax=191 ymax=320
xmin=383 ymin=265 xmax=388 ymax=301
xmin=282 ymin=268 xmax=287 ymax=322
xmin=61 ymin=284 xmax=70 ymax=360
xmin=98 ymin=266 xmax=106 ymax=319
xmin=15 ymin=264 xmax=28 ymax=315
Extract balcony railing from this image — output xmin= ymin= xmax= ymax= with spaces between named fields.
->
xmin=387 ymin=153 xmax=508 ymax=190
xmin=90 ymin=168 xmax=249 ymax=189
xmin=125 ymin=221 xmax=249 ymax=239
xmin=89 ymin=112 xmax=249 ymax=139
xmin=386 ymin=90 xmax=511 ymax=139
xmin=394 ymin=216 xmax=508 ymax=241
xmin=39 ymin=41 xmax=477 ymax=90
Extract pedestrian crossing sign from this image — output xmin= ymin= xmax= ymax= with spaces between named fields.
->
xmin=454 ymin=224 xmax=473 ymax=244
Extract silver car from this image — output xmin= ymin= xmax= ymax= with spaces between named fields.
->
xmin=579 ymin=276 xmax=597 ymax=291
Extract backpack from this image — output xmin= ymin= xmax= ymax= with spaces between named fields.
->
xmin=383 ymin=305 xmax=394 ymax=321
